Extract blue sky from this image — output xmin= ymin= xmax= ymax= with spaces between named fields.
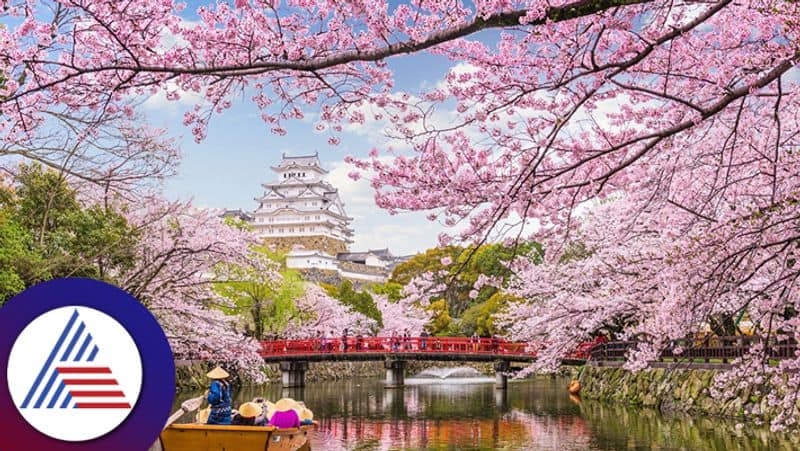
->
xmin=147 ymin=10 xmax=463 ymax=255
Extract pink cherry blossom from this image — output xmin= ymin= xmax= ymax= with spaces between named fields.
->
xmin=375 ymin=294 xmax=430 ymax=336
xmin=2 ymin=0 xmax=800 ymax=428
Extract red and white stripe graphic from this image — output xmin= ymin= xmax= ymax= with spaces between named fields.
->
xmin=57 ymin=366 xmax=131 ymax=409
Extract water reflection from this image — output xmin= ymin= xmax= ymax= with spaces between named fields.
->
xmin=174 ymin=376 xmax=797 ymax=450
xmin=579 ymin=402 xmax=799 ymax=451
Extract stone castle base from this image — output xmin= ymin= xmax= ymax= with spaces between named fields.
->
xmin=262 ymin=235 xmax=348 ymax=255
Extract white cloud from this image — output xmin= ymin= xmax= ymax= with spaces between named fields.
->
xmin=143 ymin=80 xmax=206 ymax=113
xmin=352 ymin=221 xmax=439 ymax=256
xmin=157 ymin=18 xmax=200 ymax=51
xmin=324 ymin=160 xmax=375 ymax=219
xmin=325 ymin=158 xmax=442 ymax=255
xmin=434 ymin=62 xmax=481 ymax=91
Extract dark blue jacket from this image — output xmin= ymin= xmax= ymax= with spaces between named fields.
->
xmin=207 ymin=380 xmax=232 ymax=425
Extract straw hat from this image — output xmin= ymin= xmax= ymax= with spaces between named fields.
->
xmin=195 ymin=406 xmax=210 ymax=424
xmin=265 ymin=398 xmax=303 ymax=419
xmin=274 ymin=398 xmax=298 ymax=412
xmin=238 ymin=402 xmax=263 ymax=419
xmin=294 ymin=401 xmax=313 ymax=421
xmin=206 ymin=366 xmax=229 ymax=379
xmin=298 ymin=406 xmax=314 ymax=422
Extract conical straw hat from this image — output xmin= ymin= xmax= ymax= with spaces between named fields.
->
xmin=274 ymin=398 xmax=299 ymax=412
xmin=206 ymin=366 xmax=229 ymax=379
xmin=298 ymin=407 xmax=314 ymax=422
xmin=238 ymin=402 xmax=263 ymax=418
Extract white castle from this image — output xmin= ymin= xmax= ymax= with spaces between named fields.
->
xmin=226 ymin=153 xmax=408 ymax=283
xmin=250 ymin=152 xmax=354 ymax=247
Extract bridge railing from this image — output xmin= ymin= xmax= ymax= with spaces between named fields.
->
xmin=259 ymin=336 xmax=544 ymax=358
xmin=588 ymin=336 xmax=798 ymax=363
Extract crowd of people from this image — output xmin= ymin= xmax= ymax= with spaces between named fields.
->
xmin=309 ymin=329 xmax=506 ymax=353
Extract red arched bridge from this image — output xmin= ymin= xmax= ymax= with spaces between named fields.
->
xmin=257 ymin=335 xmax=799 ymax=389
xmin=258 ymin=336 xmax=594 ymax=389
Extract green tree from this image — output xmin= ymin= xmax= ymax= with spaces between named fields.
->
xmin=0 ymin=164 xmax=138 ymax=298
xmin=458 ymin=292 xmax=518 ymax=337
xmin=321 ymin=280 xmax=383 ymax=328
xmin=214 ymin=247 xmax=304 ymax=339
xmin=13 ymin=163 xmax=81 ymax=241
xmin=390 ymin=246 xmax=464 ymax=286
xmin=0 ymin=212 xmax=37 ymax=303
xmin=368 ymin=281 xmax=404 ymax=302
xmin=390 ymin=242 xmax=543 ymax=321
xmin=425 ymin=299 xmax=454 ymax=336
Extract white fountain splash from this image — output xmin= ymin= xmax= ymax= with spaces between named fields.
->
xmin=406 ymin=366 xmax=495 ymax=385
xmin=414 ymin=367 xmax=483 ymax=379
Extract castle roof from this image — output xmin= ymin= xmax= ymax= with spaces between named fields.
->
xmin=337 ymin=248 xmax=396 ymax=262
xmin=222 ymin=209 xmax=254 ymax=222
xmin=251 ymin=206 xmax=353 ymax=221
xmin=271 ymin=152 xmax=328 ymax=173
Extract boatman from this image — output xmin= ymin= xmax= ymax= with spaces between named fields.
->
xmin=206 ymin=366 xmax=232 ymax=425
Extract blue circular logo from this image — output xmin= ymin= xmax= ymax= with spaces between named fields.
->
xmin=0 ymin=278 xmax=175 ymax=450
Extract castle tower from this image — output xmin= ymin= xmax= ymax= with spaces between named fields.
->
xmin=250 ymin=152 xmax=354 ymax=254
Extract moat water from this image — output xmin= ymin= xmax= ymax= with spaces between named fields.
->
xmin=175 ymin=373 xmax=797 ymax=450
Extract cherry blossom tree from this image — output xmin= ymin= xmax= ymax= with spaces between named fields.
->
xmin=0 ymin=99 xmax=179 ymax=190
xmin=498 ymin=198 xmax=800 ymax=429
xmin=375 ymin=293 xmax=431 ymax=336
xmin=3 ymin=0 xmax=800 ymax=427
xmin=497 ymin=201 xmax=688 ymax=370
xmin=117 ymin=197 xmax=272 ymax=381
xmin=284 ymin=284 xmax=376 ymax=338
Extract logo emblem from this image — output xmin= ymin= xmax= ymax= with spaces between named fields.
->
xmin=0 ymin=278 xmax=175 ymax=451
xmin=8 ymin=306 xmax=143 ymax=441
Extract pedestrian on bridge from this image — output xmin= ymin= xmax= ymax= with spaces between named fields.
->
xmin=420 ymin=330 xmax=428 ymax=350
xmin=321 ymin=330 xmax=329 ymax=353
xmin=492 ymin=334 xmax=501 ymax=353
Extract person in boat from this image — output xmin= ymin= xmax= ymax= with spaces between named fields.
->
xmin=296 ymin=402 xmax=314 ymax=426
xmin=205 ymin=366 xmax=232 ymax=425
xmin=266 ymin=398 xmax=301 ymax=429
xmin=232 ymin=402 xmax=267 ymax=426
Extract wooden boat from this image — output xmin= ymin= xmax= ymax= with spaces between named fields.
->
xmin=158 ymin=423 xmax=315 ymax=451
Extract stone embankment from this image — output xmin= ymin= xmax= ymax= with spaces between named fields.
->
xmin=579 ymin=363 xmax=799 ymax=424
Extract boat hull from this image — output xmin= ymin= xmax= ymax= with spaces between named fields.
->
xmin=159 ymin=423 xmax=313 ymax=451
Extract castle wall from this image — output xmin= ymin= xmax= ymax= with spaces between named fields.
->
xmin=262 ymin=235 xmax=348 ymax=255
